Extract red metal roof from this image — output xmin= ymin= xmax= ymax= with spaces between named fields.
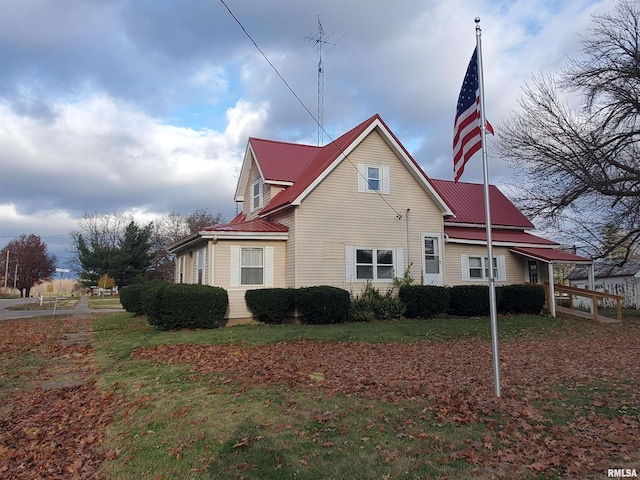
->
xmin=249 ymin=138 xmax=320 ymax=183
xmin=202 ymin=216 xmax=288 ymax=233
xmin=510 ymin=246 xmax=592 ymax=263
xmin=445 ymin=227 xmax=557 ymax=245
xmin=430 ymin=179 xmax=534 ymax=228
xmin=260 ymin=114 xmax=383 ymax=215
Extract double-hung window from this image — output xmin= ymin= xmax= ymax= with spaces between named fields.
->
xmin=196 ymin=248 xmax=206 ymax=284
xmin=178 ymin=256 xmax=186 ymax=284
xmin=366 ymin=166 xmax=380 ymax=191
xmin=356 ymin=248 xmax=394 ymax=280
xmin=251 ymin=180 xmax=263 ymax=211
xmin=461 ymin=255 xmax=505 ymax=281
xmin=357 ymin=164 xmax=390 ymax=194
xmin=230 ymin=246 xmax=274 ymax=287
xmin=241 ymin=247 xmax=264 ymax=285
xmin=346 ymin=246 xmax=402 ymax=282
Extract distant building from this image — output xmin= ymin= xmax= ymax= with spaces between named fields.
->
xmin=569 ymin=260 xmax=640 ymax=309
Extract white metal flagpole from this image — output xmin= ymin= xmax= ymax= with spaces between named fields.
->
xmin=475 ymin=17 xmax=501 ymax=397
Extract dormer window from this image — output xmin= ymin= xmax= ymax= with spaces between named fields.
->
xmin=251 ymin=180 xmax=263 ymax=211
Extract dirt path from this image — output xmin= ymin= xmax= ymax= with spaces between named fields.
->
xmin=0 ymin=316 xmax=121 ymax=479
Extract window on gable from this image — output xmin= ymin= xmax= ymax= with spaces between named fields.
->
xmin=357 ymin=164 xmax=390 ymax=194
xmin=367 ymin=166 xmax=380 ymax=191
xmin=251 ymin=180 xmax=263 ymax=211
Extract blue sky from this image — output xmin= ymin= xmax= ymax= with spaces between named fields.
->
xmin=0 ymin=0 xmax=615 ymax=265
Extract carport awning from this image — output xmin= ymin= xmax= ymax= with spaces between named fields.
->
xmin=510 ymin=246 xmax=592 ymax=264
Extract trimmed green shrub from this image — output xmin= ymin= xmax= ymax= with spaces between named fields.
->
xmin=119 ymin=284 xmax=144 ymax=316
xmin=399 ymin=285 xmax=449 ymax=318
xmin=498 ymin=284 xmax=546 ymax=314
xmin=350 ymin=282 xmax=405 ymax=322
xmin=141 ymin=280 xmax=167 ymax=325
xmin=245 ymin=288 xmax=295 ymax=324
xmin=297 ymin=286 xmax=350 ymax=324
xmin=142 ymin=280 xmax=166 ymax=324
xmin=447 ymin=285 xmax=492 ymax=317
xmin=152 ymin=284 xmax=228 ymax=330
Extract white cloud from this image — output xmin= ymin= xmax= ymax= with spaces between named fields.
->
xmin=0 ymin=0 xmax=619 ymax=259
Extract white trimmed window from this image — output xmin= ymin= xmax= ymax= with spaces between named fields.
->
xmin=196 ymin=248 xmax=206 ymax=285
xmin=230 ymin=246 xmax=274 ymax=287
xmin=357 ymin=164 xmax=390 ymax=194
xmin=346 ymin=246 xmax=403 ymax=281
xmin=251 ymin=180 xmax=263 ymax=211
xmin=461 ymin=255 xmax=506 ymax=281
xmin=178 ymin=255 xmax=186 ymax=284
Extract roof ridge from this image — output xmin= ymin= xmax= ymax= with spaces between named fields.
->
xmin=250 ymin=136 xmax=321 ymax=149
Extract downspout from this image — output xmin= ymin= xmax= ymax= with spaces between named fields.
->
xmin=548 ymin=262 xmax=556 ymax=317
xmin=405 ymin=208 xmax=411 ymax=279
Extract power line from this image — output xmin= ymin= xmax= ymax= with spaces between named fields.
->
xmin=219 ymin=0 xmax=403 ymax=219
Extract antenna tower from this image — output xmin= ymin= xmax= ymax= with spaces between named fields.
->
xmin=305 ymin=17 xmax=342 ymax=146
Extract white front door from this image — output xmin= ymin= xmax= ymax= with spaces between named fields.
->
xmin=422 ymin=234 xmax=443 ymax=285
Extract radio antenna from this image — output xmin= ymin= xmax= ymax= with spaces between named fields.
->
xmin=305 ymin=17 xmax=343 ymax=146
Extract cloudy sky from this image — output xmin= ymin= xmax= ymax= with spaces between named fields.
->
xmin=0 ymin=0 xmax=614 ymax=265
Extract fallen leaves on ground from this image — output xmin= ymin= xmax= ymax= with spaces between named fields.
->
xmin=134 ymin=323 xmax=640 ymax=478
xmin=0 ymin=317 xmax=122 ymax=479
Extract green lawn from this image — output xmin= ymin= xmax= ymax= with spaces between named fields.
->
xmin=88 ymin=295 xmax=123 ymax=309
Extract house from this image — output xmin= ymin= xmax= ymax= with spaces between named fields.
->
xmin=169 ymin=114 xmax=592 ymax=324
xmin=569 ymin=260 xmax=640 ymax=309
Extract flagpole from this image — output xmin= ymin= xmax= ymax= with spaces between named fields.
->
xmin=475 ymin=17 xmax=501 ymax=397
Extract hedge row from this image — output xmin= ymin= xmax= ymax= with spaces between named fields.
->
xmin=245 ymin=286 xmax=350 ymax=325
xmin=120 ymin=281 xmax=228 ymax=330
xmin=121 ymin=281 xmax=546 ymax=329
xmin=400 ymin=283 xmax=546 ymax=318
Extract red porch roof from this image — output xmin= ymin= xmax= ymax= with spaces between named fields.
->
xmin=445 ymin=227 xmax=557 ymax=245
xmin=202 ymin=215 xmax=288 ymax=233
xmin=430 ymin=179 xmax=534 ymax=228
xmin=510 ymin=246 xmax=592 ymax=263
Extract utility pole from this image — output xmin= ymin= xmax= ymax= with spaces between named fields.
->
xmin=4 ymin=250 xmax=8 ymax=291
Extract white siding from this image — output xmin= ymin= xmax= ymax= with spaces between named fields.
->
xmin=292 ymin=130 xmax=444 ymax=295
xmin=215 ymin=240 xmax=286 ymax=319
xmin=443 ymin=243 xmax=525 ymax=285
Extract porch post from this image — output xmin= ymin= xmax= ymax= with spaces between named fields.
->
xmin=548 ymin=262 xmax=556 ymax=317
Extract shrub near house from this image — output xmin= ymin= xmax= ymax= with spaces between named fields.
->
xmin=121 ymin=282 xmax=228 ymax=330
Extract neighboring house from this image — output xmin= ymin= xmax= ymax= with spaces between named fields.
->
xmin=569 ymin=260 xmax=640 ymax=309
xmin=170 ymin=114 xmax=592 ymax=324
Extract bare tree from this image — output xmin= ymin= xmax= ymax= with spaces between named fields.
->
xmin=185 ymin=208 xmax=224 ymax=234
xmin=497 ymin=0 xmax=640 ymax=261
xmin=146 ymin=208 xmax=224 ymax=282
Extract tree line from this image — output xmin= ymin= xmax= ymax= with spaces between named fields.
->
xmin=0 ymin=208 xmax=223 ymax=296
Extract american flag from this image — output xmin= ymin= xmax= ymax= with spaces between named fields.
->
xmin=453 ymin=47 xmax=493 ymax=182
